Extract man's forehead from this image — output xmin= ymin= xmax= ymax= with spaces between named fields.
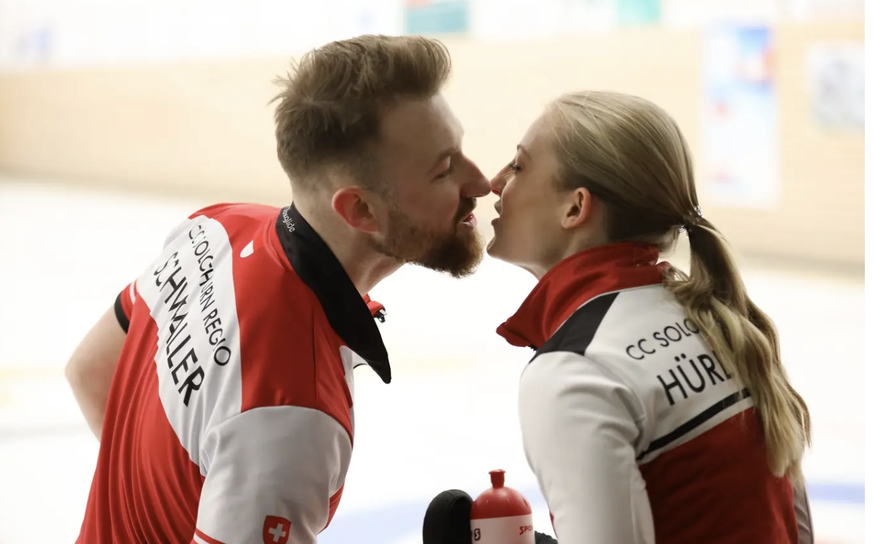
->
xmin=380 ymin=95 xmax=462 ymax=155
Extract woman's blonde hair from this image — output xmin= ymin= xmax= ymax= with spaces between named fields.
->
xmin=547 ymin=91 xmax=810 ymax=484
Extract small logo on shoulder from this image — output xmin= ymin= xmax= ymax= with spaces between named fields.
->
xmin=263 ymin=515 xmax=291 ymax=544
xmin=240 ymin=240 xmax=254 ymax=258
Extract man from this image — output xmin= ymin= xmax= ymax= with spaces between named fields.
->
xmin=65 ymin=34 xmax=490 ymax=544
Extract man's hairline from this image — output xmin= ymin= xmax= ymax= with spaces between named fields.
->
xmin=294 ymin=88 xmax=454 ymax=195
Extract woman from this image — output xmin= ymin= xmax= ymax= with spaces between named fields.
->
xmin=488 ymin=91 xmax=813 ymax=543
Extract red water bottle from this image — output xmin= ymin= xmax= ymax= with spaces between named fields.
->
xmin=469 ymin=470 xmax=535 ymax=544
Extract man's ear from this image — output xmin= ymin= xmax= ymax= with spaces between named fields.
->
xmin=560 ymin=187 xmax=594 ymax=230
xmin=332 ymin=187 xmax=381 ymax=233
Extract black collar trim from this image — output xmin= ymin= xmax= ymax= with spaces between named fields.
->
xmin=275 ymin=204 xmax=391 ymax=384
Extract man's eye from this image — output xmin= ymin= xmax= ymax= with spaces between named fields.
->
xmin=436 ymin=165 xmax=454 ymax=179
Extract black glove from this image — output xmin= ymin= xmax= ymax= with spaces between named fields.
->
xmin=422 ymin=489 xmax=558 ymax=544
xmin=423 ymin=489 xmax=474 ymax=544
xmin=534 ymin=532 xmax=558 ymax=544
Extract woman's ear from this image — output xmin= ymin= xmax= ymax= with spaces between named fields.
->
xmin=560 ymin=187 xmax=594 ymax=230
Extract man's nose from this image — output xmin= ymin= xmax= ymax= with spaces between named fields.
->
xmin=461 ymin=160 xmax=491 ymax=199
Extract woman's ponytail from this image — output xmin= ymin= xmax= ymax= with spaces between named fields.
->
xmin=667 ymin=218 xmax=811 ymax=485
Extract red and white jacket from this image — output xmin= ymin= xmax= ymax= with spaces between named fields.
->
xmin=76 ymin=203 xmax=390 ymax=544
xmin=498 ymin=242 xmax=813 ymax=544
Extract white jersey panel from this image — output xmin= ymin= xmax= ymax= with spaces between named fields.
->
xmin=582 ymin=286 xmax=753 ymax=463
xmin=136 ymin=215 xmax=243 ymax=473
xmin=196 ymin=405 xmax=353 ymax=544
xmin=519 ymin=351 xmax=656 ymax=544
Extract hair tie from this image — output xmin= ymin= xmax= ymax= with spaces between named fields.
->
xmin=680 ymin=206 xmax=704 ymax=234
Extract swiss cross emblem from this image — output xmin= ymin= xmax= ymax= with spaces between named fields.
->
xmin=263 ymin=515 xmax=291 ymax=544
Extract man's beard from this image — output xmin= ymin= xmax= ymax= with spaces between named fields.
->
xmin=369 ymin=201 xmax=484 ymax=278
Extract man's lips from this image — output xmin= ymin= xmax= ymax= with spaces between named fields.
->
xmin=460 ymin=213 xmax=476 ymax=227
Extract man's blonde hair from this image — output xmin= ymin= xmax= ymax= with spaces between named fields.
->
xmin=271 ymin=34 xmax=452 ymax=192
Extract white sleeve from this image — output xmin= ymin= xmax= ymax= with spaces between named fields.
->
xmin=518 ymin=352 xmax=655 ymax=544
xmin=191 ymin=405 xmax=351 ymax=544
xmin=794 ymin=482 xmax=814 ymax=544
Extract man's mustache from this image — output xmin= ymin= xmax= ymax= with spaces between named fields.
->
xmin=455 ymin=199 xmax=476 ymax=222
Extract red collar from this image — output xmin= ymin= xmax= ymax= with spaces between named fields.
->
xmin=497 ymin=242 xmax=669 ymax=349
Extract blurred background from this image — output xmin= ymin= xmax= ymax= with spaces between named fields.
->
xmin=0 ymin=0 xmax=865 ymax=542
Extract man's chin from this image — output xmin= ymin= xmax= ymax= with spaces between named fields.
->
xmin=415 ymin=232 xmax=485 ymax=279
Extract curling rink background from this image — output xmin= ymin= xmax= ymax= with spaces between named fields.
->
xmin=0 ymin=177 xmax=864 ymax=544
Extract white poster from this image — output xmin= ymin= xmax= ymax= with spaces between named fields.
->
xmin=0 ymin=0 xmax=407 ymax=70
xmin=471 ymin=0 xmax=616 ymax=42
xmin=471 ymin=0 xmax=563 ymax=42
xmin=0 ymin=0 xmax=56 ymax=70
xmin=561 ymin=0 xmax=618 ymax=33
xmin=331 ymin=0 xmax=403 ymax=40
xmin=784 ymin=0 xmax=864 ymax=21
xmin=662 ymin=0 xmax=778 ymax=28
xmin=807 ymin=43 xmax=864 ymax=131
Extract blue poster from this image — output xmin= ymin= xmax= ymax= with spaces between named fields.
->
xmin=701 ymin=25 xmax=779 ymax=208
xmin=404 ymin=0 xmax=469 ymax=35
